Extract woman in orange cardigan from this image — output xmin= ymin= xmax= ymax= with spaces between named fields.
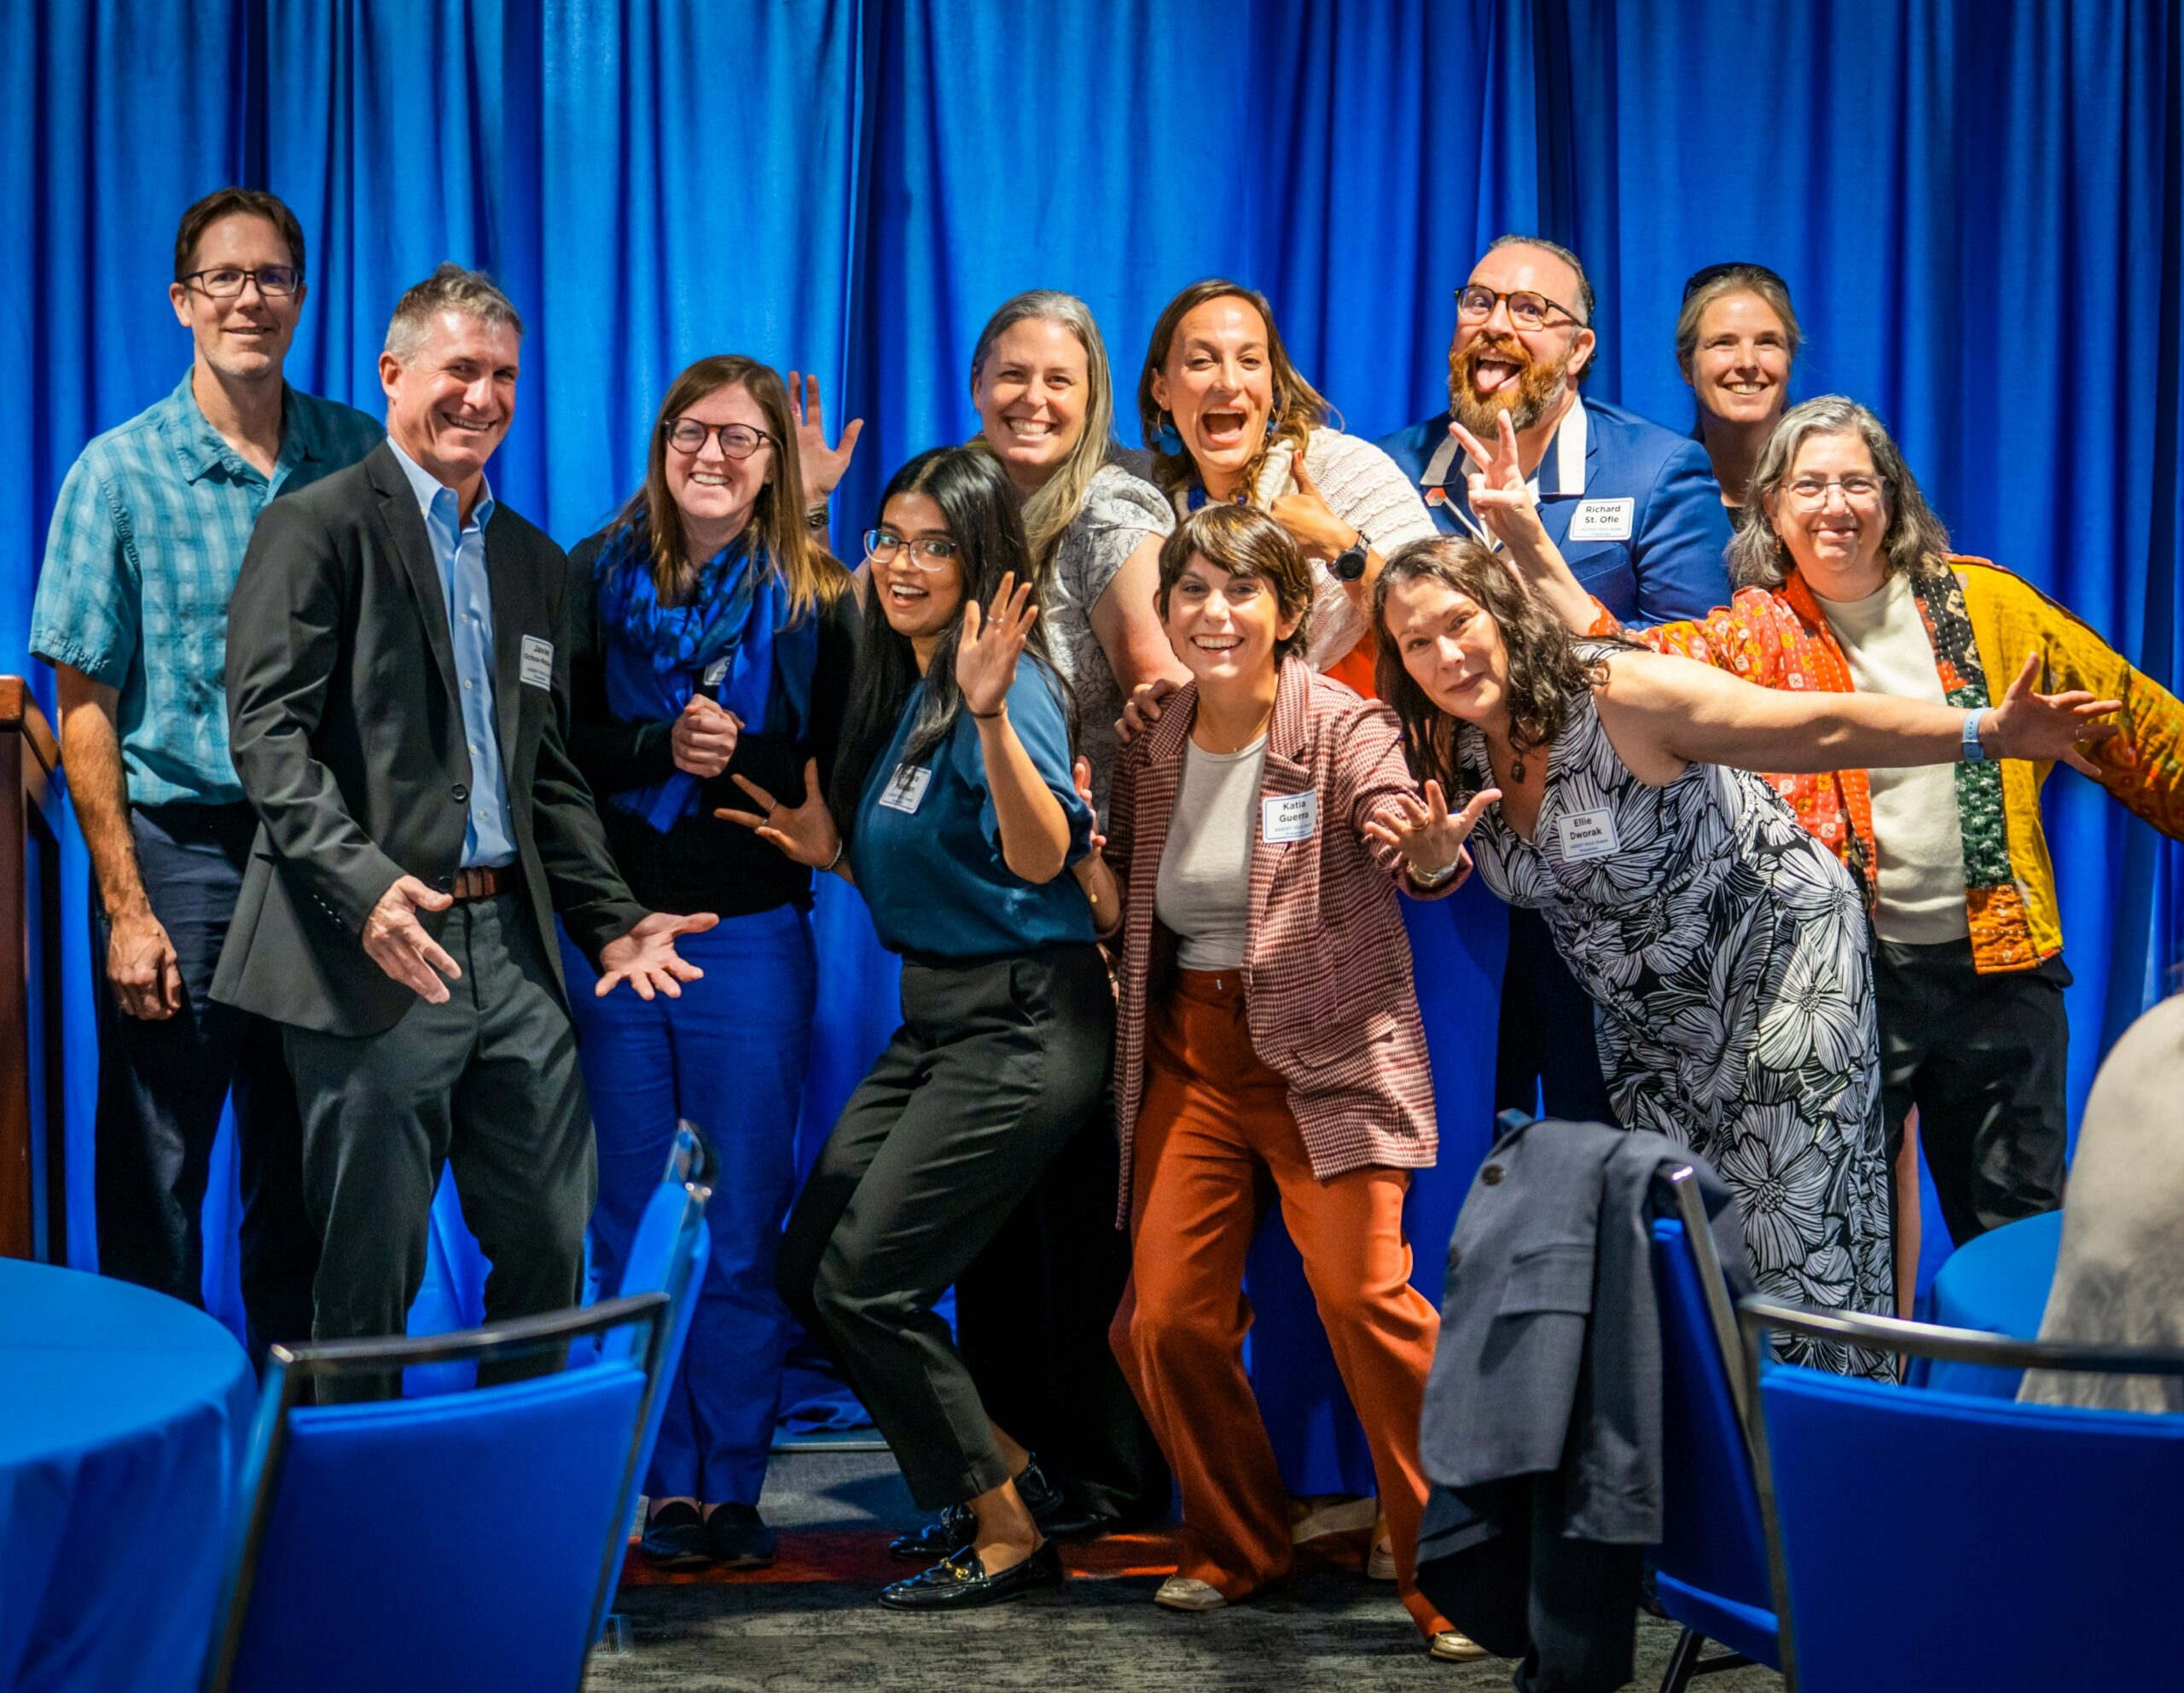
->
xmin=1072 ymin=503 xmax=1491 ymax=1664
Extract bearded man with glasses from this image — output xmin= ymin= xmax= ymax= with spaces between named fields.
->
xmin=1378 ymin=235 xmax=1734 ymax=1130
xmin=30 ymin=188 xmax=383 ymax=1358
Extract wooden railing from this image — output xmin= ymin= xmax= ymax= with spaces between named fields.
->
xmin=1 ymin=676 xmax=67 ymax=1262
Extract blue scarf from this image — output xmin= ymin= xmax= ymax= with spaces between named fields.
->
xmin=595 ymin=523 xmax=816 ymax=831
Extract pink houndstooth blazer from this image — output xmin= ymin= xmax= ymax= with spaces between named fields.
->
xmin=1104 ymin=658 xmax=1464 ymax=1222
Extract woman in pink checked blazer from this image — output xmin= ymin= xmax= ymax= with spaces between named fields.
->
xmin=1071 ymin=503 xmax=1494 ymax=1665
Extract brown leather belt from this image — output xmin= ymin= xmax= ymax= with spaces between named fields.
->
xmin=450 ymin=864 xmax=520 ymax=901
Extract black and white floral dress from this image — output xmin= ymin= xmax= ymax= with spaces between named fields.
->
xmin=1457 ymin=683 xmax=1893 ymax=1378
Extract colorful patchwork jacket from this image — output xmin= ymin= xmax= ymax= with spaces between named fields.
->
xmin=1589 ymin=556 xmax=2184 ymax=973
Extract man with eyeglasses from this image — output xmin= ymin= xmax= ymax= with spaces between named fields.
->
xmin=1379 ymin=235 xmax=1734 ymax=1128
xmin=29 ymin=188 xmax=381 ymax=1357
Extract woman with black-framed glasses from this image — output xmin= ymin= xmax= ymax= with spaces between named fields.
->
xmin=559 ymin=354 xmax=859 ymax=1572
xmin=1675 ymin=262 xmax=1801 ymax=508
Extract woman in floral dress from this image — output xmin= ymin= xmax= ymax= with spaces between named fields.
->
xmin=1368 ymin=499 xmax=2117 ymax=1373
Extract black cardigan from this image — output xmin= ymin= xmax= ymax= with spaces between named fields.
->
xmin=564 ymin=528 xmax=860 ymax=919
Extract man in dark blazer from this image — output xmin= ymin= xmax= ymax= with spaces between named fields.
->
xmin=214 ymin=264 xmax=712 ymax=1386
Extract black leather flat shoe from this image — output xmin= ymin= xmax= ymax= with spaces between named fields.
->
xmin=888 ymin=1455 xmax=1067 ymax=1561
xmin=638 ymin=1500 xmax=712 ymax=1571
xmin=878 ymin=1539 xmax=1064 ymax=1611
xmin=705 ymin=1503 xmax=776 ymax=1570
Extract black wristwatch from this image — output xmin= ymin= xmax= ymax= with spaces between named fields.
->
xmin=1330 ymin=530 xmax=1369 ymax=582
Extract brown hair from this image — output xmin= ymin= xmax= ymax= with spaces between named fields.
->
xmin=1136 ymin=279 xmax=1328 ymax=502
xmin=1373 ymin=536 xmax=1611 ymax=786
xmin=615 ymin=355 xmax=846 ymax=616
xmin=967 ymin=290 xmax=1118 ymax=575
xmin=173 ymin=187 xmax=305 ymax=282
xmin=1154 ymin=503 xmax=1316 ymax=666
xmin=1674 ymin=265 xmax=1801 ymax=381
xmin=1728 ymin=395 xmax=1953 ymax=591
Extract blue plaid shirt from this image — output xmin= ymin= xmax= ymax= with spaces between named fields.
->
xmin=29 ymin=369 xmax=383 ymax=806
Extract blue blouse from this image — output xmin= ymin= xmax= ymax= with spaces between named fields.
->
xmin=851 ymin=653 xmax=1096 ymax=959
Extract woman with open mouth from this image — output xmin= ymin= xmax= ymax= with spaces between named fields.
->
xmin=1136 ymin=278 xmax=1438 ymax=699
xmin=1073 ymin=502 xmax=1494 ymax=1665
xmin=721 ymin=445 xmax=1110 ymax=1612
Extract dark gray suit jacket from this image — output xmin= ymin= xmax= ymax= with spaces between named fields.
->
xmin=212 ymin=441 xmax=646 ymax=1037
xmin=1420 ymin=1118 xmax=1750 ymax=1546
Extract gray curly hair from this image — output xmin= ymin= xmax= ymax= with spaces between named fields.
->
xmin=1728 ymin=395 xmax=1952 ymax=589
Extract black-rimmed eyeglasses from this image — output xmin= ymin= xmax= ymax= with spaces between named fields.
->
xmin=180 ymin=266 xmax=303 ymax=298
xmin=664 ymin=420 xmax=775 ymax=459
xmin=1454 ymin=284 xmax=1584 ymax=333
xmin=1682 ymin=262 xmax=1790 ymax=302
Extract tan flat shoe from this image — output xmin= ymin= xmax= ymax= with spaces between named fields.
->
xmin=1153 ymin=1575 xmax=1229 ymax=1611
xmin=1429 ymin=1629 xmax=1490 ymax=1662
xmin=1368 ymin=1510 xmax=1397 ymax=1580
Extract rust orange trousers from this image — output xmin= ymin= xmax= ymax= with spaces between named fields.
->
xmin=1109 ymin=969 xmax=1449 ymax=1637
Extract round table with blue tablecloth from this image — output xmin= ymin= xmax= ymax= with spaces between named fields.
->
xmin=1921 ymin=1209 xmax=2065 ymax=1398
xmin=0 ymin=1260 xmax=257 ymax=1693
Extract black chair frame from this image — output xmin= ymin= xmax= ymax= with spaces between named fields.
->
xmin=1737 ymin=1297 xmax=2184 ymax=1693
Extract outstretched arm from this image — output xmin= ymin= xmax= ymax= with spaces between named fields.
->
xmin=1596 ymin=647 xmax=2121 ymax=778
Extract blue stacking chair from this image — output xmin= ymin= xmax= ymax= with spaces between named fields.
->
xmin=1648 ymin=1167 xmax=1780 ymax=1693
xmin=1740 ymin=1298 xmax=2184 ymax=1692
xmin=202 ymin=1124 xmax=715 ymax=1693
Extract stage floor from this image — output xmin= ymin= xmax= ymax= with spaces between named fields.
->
xmin=585 ymin=1449 xmax=1787 ymax=1692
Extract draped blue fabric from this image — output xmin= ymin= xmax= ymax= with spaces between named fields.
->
xmin=8 ymin=1 xmax=2179 ymax=1482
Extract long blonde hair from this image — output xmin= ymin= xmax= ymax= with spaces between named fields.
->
xmin=968 ymin=291 xmax=1117 ymax=574
xmin=615 ymin=355 xmax=845 ymax=618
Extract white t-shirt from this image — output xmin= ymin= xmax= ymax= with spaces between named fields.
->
xmin=1811 ymin=572 xmax=1971 ymax=944
xmin=1154 ymin=733 xmax=1268 ymax=971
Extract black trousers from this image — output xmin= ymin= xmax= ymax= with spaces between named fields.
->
xmin=1496 ymin=907 xmax=1620 ymax=1126
xmin=956 ymin=1082 xmax=1171 ymax=1523
xmin=777 ymin=944 xmax=1112 ymax=1512
xmin=283 ymin=892 xmax=594 ymax=1399
xmin=1874 ymin=936 xmax=2071 ymax=1248
xmin=91 ymin=802 xmax=317 ymax=1364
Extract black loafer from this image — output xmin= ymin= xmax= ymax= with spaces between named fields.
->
xmin=888 ymin=1455 xmax=1066 ymax=1561
xmin=638 ymin=1501 xmax=712 ymax=1570
xmin=878 ymin=1539 xmax=1064 ymax=1611
xmin=705 ymin=1503 xmax=776 ymax=1570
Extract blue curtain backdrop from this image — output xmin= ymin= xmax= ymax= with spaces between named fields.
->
xmin=7 ymin=0 xmax=2180 ymax=1455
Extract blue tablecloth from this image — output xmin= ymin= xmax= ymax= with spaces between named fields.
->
xmin=0 ymin=1260 xmax=257 ymax=1693
xmin=1923 ymin=1210 xmax=2065 ymax=1398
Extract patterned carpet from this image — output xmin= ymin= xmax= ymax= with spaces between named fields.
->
xmin=582 ymin=1450 xmax=1787 ymax=1693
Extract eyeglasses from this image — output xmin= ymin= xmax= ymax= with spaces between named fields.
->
xmin=1682 ymin=261 xmax=1790 ymax=302
xmin=863 ymin=529 xmax=959 ymax=569
xmin=1455 ymin=284 xmax=1583 ymax=332
xmin=181 ymin=265 xmax=303 ymax=298
xmin=1783 ymin=474 xmax=1889 ymax=509
xmin=665 ymin=419 xmax=774 ymax=458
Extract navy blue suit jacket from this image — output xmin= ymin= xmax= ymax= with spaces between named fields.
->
xmin=1377 ymin=396 xmax=1732 ymax=626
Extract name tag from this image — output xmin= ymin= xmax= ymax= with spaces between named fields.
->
xmin=1567 ymin=498 xmax=1635 ymax=543
xmin=1262 ymin=790 xmax=1317 ymax=845
xmin=519 ymin=635 xmax=555 ymax=689
xmin=1554 ymin=806 xmax=1621 ymax=860
xmin=877 ymin=764 xmax=932 ymax=814
xmin=702 ymin=655 xmax=729 ymax=689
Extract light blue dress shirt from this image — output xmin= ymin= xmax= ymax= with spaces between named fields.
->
xmin=386 ymin=438 xmax=517 ymax=867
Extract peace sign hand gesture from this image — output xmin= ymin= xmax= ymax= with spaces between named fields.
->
xmin=715 ymin=758 xmax=843 ymax=870
xmin=956 ymin=572 xmax=1038 ymax=719
xmin=787 ymin=369 xmax=864 ymax=507
xmin=1362 ymin=779 xmax=1502 ymax=886
xmin=1448 ymin=411 xmax=1554 ymax=561
xmin=1268 ymin=451 xmax=1359 ymax=560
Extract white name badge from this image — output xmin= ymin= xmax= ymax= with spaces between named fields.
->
xmin=1567 ymin=497 xmax=1635 ymax=543
xmin=1262 ymin=790 xmax=1318 ymax=845
xmin=702 ymin=655 xmax=729 ymax=688
xmin=1554 ymin=806 xmax=1622 ymax=860
xmin=877 ymin=764 xmax=932 ymax=814
xmin=519 ymin=635 xmax=555 ymax=689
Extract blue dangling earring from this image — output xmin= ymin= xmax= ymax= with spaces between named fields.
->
xmin=1265 ymin=390 xmax=1284 ymax=438
xmin=1156 ymin=410 xmax=1182 ymax=455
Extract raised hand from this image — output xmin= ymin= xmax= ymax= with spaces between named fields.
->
xmin=1982 ymin=654 xmax=2122 ymax=776
xmin=1268 ymin=451 xmax=1358 ymax=559
xmin=956 ymin=572 xmax=1037 ymax=719
xmin=362 ymin=874 xmax=462 ymax=1003
xmin=716 ymin=758 xmax=843 ymax=869
xmin=671 ymin=694 xmax=742 ymax=778
xmin=787 ymin=369 xmax=864 ymax=507
xmin=1448 ymin=411 xmax=1553 ymax=559
xmin=596 ymin=910 xmax=719 ymax=1002
xmin=1362 ymin=779 xmax=1502 ymax=885
xmin=1072 ymin=753 xmax=1106 ymax=856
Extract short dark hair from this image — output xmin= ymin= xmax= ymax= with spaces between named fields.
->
xmin=173 ymin=188 xmax=305 ymax=282
xmin=1155 ymin=504 xmax=1316 ymax=666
